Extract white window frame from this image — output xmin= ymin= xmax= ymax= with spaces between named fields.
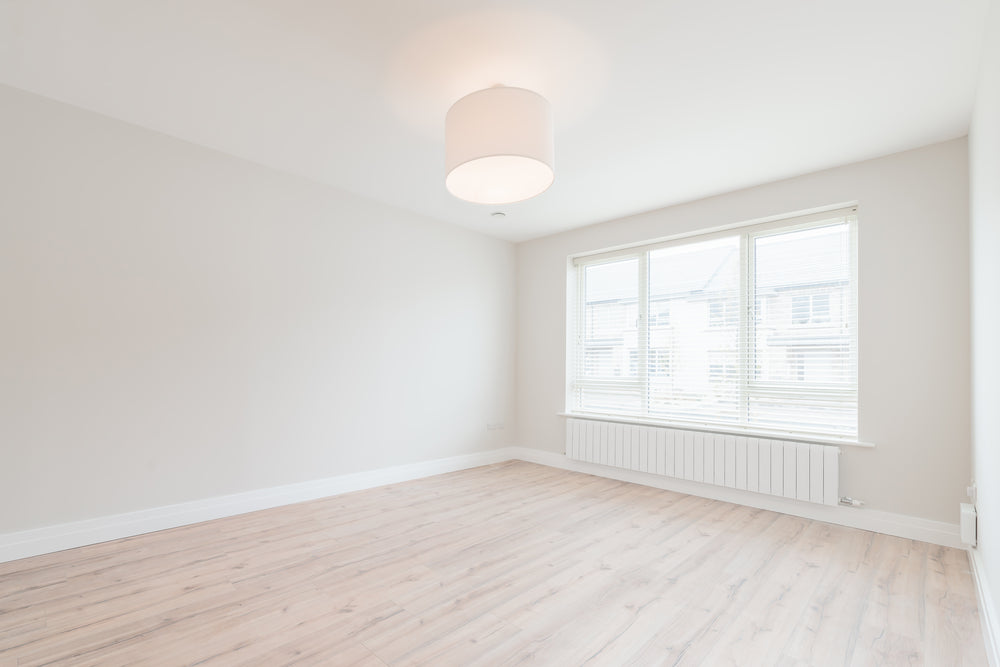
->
xmin=566 ymin=206 xmax=861 ymax=445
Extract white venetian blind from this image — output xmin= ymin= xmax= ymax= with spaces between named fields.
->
xmin=747 ymin=220 xmax=857 ymax=435
xmin=570 ymin=208 xmax=858 ymax=440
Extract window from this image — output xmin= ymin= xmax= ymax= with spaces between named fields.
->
xmin=569 ymin=208 xmax=858 ymax=440
xmin=708 ymin=299 xmax=739 ymax=328
xmin=708 ymin=351 xmax=736 ymax=383
xmin=791 ymin=292 xmax=831 ymax=325
xmin=649 ymin=300 xmax=671 ymax=327
xmin=649 ymin=348 xmax=672 ymax=376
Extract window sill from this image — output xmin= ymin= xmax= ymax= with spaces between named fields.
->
xmin=558 ymin=412 xmax=874 ymax=448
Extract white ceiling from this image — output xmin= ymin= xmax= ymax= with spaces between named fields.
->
xmin=0 ymin=0 xmax=988 ymax=242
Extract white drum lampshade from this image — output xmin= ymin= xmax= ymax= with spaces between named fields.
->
xmin=445 ymin=86 xmax=554 ymax=205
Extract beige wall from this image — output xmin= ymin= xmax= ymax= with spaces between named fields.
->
xmin=517 ymin=139 xmax=971 ymax=523
xmin=0 ymin=85 xmax=516 ymax=533
xmin=970 ymin=0 xmax=1000 ymax=633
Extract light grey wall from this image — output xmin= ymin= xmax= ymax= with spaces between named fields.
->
xmin=517 ymin=139 xmax=971 ymax=524
xmin=0 ymin=85 xmax=516 ymax=533
xmin=970 ymin=0 xmax=1000 ymax=633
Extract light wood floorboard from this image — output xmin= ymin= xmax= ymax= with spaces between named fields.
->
xmin=0 ymin=461 xmax=987 ymax=665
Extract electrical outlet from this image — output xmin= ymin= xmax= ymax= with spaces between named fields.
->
xmin=486 ymin=422 xmax=505 ymax=431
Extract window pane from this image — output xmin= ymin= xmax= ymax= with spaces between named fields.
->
xmin=750 ymin=222 xmax=854 ymax=433
xmin=812 ymin=293 xmax=830 ymax=323
xmin=791 ymin=294 xmax=811 ymax=324
xmin=753 ymin=223 xmax=851 ymax=386
xmin=577 ymin=257 xmax=641 ymax=413
xmin=581 ymin=258 xmax=638 ymax=379
xmin=647 ymin=236 xmax=740 ymax=424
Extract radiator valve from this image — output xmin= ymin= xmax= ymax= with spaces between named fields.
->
xmin=839 ymin=496 xmax=864 ymax=507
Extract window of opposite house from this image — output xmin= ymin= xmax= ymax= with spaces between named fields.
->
xmin=570 ymin=208 xmax=858 ymax=439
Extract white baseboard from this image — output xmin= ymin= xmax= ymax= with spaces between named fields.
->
xmin=505 ymin=446 xmax=964 ymax=549
xmin=0 ymin=448 xmax=513 ymax=564
xmin=970 ymin=547 xmax=1000 ymax=666
xmin=0 ymin=445 xmax=966 ymax=565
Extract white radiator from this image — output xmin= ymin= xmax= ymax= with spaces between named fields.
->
xmin=566 ymin=417 xmax=840 ymax=506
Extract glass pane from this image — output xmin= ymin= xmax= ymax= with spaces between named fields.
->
xmin=812 ymin=293 xmax=830 ymax=323
xmin=752 ymin=223 xmax=852 ymax=389
xmin=791 ymin=294 xmax=811 ymax=324
xmin=647 ymin=236 xmax=740 ymax=424
xmin=581 ymin=258 xmax=638 ymax=381
xmin=750 ymin=222 xmax=854 ymax=434
xmin=577 ymin=257 xmax=642 ymax=415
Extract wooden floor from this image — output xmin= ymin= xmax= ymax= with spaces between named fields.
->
xmin=0 ymin=461 xmax=987 ymax=666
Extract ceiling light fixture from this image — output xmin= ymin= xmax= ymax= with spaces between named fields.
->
xmin=445 ymin=86 xmax=554 ymax=205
